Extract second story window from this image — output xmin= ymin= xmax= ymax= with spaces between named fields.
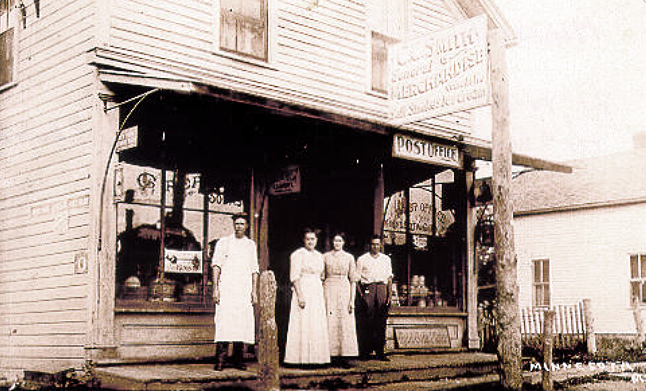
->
xmin=0 ymin=0 xmax=16 ymax=88
xmin=532 ymin=259 xmax=550 ymax=307
xmin=367 ymin=0 xmax=409 ymax=94
xmin=219 ymin=0 xmax=268 ymax=61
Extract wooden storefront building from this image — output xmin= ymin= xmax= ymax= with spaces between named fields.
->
xmin=0 ymin=0 xmax=558 ymax=379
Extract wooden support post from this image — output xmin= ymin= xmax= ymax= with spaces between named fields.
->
xmin=258 ymin=271 xmax=280 ymax=391
xmin=542 ymin=310 xmax=555 ymax=391
xmin=633 ymin=296 xmax=644 ymax=345
xmin=582 ymin=299 xmax=596 ymax=355
xmin=490 ymin=29 xmax=523 ymax=390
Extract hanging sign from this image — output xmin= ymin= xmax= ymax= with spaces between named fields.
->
xmin=392 ymin=133 xmax=462 ymax=168
xmin=163 ymin=249 xmax=203 ymax=274
xmin=116 ymin=126 xmax=138 ymax=152
xmin=389 ymin=15 xmax=490 ymax=124
xmin=269 ymin=165 xmax=301 ymax=196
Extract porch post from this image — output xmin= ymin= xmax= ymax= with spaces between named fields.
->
xmin=464 ymin=161 xmax=480 ymax=349
xmin=490 ymin=28 xmax=523 ymax=390
xmin=373 ymin=163 xmax=385 ymax=237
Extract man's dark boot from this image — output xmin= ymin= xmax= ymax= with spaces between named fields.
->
xmin=232 ymin=342 xmax=246 ymax=370
xmin=214 ymin=342 xmax=227 ymax=371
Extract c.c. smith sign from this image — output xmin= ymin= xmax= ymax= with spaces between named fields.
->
xmin=389 ymin=15 xmax=490 ymax=125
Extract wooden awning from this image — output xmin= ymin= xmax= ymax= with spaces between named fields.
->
xmin=464 ymin=144 xmax=572 ymax=174
xmin=98 ymin=69 xmax=572 ymax=174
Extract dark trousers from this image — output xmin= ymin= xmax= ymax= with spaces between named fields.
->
xmin=215 ymin=341 xmax=245 ymax=366
xmin=356 ymin=283 xmax=389 ymax=357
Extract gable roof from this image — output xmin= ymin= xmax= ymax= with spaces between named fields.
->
xmin=512 ymin=147 xmax=646 ymax=215
xmin=451 ymin=0 xmax=518 ymax=46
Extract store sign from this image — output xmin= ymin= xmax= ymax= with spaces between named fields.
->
xmin=383 ymin=187 xmax=456 ymax=240
xmin=389 ymin=15 xmax=489 ymax=124
xmin=114 ymin=163 xmax=243 ymax=213
xmin=395 ymin=327 xmax=451 ymax=349
xmin=269 ymin=165 xmax=301 ymax=196
xmin=116 ymin=126 xmax=138 ymax=152
xmin=163 ymin=249 xmax=203 ymax=274
xmin=392 ymin=134 xmax=462 ymax=168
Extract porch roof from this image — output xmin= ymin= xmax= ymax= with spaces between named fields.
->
xmin=98 ymin=70 xmax=571 ymax=174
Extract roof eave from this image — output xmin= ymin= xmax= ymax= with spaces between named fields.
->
xmin=451 ymin=0 xmax=518 ymax=47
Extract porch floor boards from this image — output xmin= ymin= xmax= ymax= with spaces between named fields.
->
xmin=94 ymin=352 xmax=499 ymax=390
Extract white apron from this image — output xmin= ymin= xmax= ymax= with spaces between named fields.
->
xmin=212 ymin=235 xmax=259 ymax=343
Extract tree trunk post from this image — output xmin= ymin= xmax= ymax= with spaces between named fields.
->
xmin=542 ymin=310 xmax=555 ymax=391
xmin=490 ymin=28 xmax=523 ymax=390
xmin=582 ymin=299 xmax=596 ymax=355
xmin=258 ymin=271 xmax=280 ymax=391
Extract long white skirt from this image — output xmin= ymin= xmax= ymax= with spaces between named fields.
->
xmin=284 ymin=275 xmax=331 ymax=364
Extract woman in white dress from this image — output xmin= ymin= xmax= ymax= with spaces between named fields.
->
xmin=284 ymin=228 xmax=331 ymax=365
xmin=323 ymin=233 xmax=359 ymax=368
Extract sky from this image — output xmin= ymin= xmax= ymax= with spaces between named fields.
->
xmin=489 ymin=0 xmax=646 ymax=162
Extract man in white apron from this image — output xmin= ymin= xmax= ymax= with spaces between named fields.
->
xmin=212 ymin=213 xmax=259 ymax=370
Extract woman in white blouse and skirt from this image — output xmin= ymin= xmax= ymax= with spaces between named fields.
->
xmin=323 ymin=233 xmax=359 ymax=368
xmin=284 ymin=228 xmax=331 ymax=366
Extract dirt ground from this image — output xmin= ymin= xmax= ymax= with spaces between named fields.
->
xmin=561 ymin=380 xmax=646 ymax=391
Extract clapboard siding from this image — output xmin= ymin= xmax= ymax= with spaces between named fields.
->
xmin=0 ymin=207 xmax=89 ymax=240
xmin=0 ymin=0 xmax=96 ymax=374
xmin=0 ymin=283 xmax=86 ymax=305
xmin=102 ymin=0 xmax=473 ymax=137
xmin=515 ymin=203 xmax=646 ymax=334
xmin=4 ymin=309 xmax=88 ymax=326
xmin=0 ymin=72 xmax=93 ymax=132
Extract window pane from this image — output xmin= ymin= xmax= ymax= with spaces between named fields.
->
xmin=533 ymin=285 xmax=542 ymax=306
xmin=0 ymin=28 xmax=13 ymax=86
xmin=542 ymin=260 xmax=549 ymax=283
xmin=0 ymin=0 xmax=7 ymax=33
xmin=642 ymin=283 xmax=646 ymax=304
xmin=242 ymin=0 xmax=263 ymax=20
xmin=238 ymin=19 xmax=266 ymax=59
xmin=371 ymin=33 xmax=387 ymax=93
xmin=221 ymin=0 xmax=241 ymax=14
xmin=220 ymin=13 xmax=237 ymax=52
xmin=642 ymin=255 xmax=646 ymax=278
xmin=533 ymin=260 xmax=541 ymax=283
xmin=632 ymin=281 xmax=641 ymax=303
xmin=543 ymin=285 xmax=550 ymax=307
xmin=631 ymin=255 xmax=639 ymax=278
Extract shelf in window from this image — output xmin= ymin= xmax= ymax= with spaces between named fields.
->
xmin=115 ymin=299 xmax=214 ymax=314
xmin=389 ymin=306 xmax=466 ymax=317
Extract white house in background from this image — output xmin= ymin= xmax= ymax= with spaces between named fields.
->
xmin=513 ymin=134 xmax=646 ymax=336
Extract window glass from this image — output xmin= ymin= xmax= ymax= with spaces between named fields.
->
xmin=631 ymin=255 xmax=639 ymax=278
xmin=115 ymin=163 xmax=244 ymax=305
xmin=532 ymin=259 xmax=550 ymax=307
xmin=0 ymin=0 xmax=14 ymax=87
xmin=384 ymin=170 xmax=460 ymax=310
xmin=371 ymin=32 xmax=388 ymax=93
xmin=219 ymin=0 xmax=267 ymax=61
xmin=367 ymin=0 xmax=408 ymax=94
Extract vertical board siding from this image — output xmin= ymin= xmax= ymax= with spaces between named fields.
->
xmin=104 ymin=0 xmax=473 ymax=136
xmin=0 ymin=0 xmax=95 ymax=376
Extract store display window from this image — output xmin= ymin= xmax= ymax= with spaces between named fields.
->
xmin=114 ymin=163 xmax=244 ymax=306
xmin=383 ymin=169 xmax=463 ymax=310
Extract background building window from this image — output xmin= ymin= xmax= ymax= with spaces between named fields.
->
xmin=630 ymin=254 xmax=646 ymax=304
xmin=219 ymin=0 xmax=268 ymax=61
xmin=367 ymin=0 xmax=409 ymax=94
xmin=0 ymin=0 xmax=15 ymax=87
xmin=533 ymin=258 xmax=550 ymax=307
